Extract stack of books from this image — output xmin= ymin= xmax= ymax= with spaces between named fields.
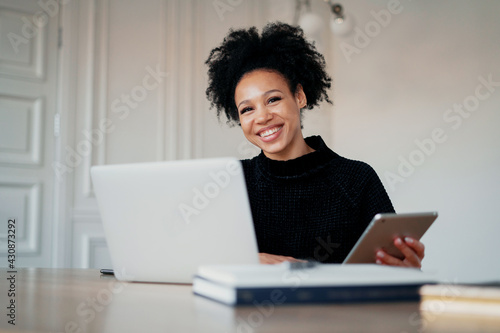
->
xmin=193 ymin=262 xmax=437 ymax=306
xmin=420 ymin=282 xmax=500 ymax=317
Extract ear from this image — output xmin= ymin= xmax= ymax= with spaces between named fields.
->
xmin=295 ymin=84 xmax=307 ymax=108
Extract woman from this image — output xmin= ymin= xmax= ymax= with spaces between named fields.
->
xmin=205 ymin=22 xmax=425 ymax=268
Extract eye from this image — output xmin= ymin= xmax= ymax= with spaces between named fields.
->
xmin=268 ymin=96 xmax=281 ymax=104
xmin=240 ymin=106 xmax=253 ymax=114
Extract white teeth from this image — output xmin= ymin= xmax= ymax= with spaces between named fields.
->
xmin=259 ymin=126 xmax=282 ymax=137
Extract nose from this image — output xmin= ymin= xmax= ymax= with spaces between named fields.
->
xmin=255 ymin=106 xmax=273 ymax=124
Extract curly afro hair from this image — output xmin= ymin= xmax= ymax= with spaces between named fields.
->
xmin=205 ymin=21 xmax=332 ymax=126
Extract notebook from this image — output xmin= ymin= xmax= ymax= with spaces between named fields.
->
xmin=90 ymin=158 xmax=260 ymax=284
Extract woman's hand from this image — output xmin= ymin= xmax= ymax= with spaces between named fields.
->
xmin=259 ymin=253 xmax=306 ymax=265
xmin=375 ymin=237 xmax=425 ymax=268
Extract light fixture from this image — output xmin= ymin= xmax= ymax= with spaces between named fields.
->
xmin=324 ymin=1 xmax=354 ymax=36
xmin=295 ymin=0 xmax=354 ymax=37
xmin=295 ymin=0 xmax=324 ymax=37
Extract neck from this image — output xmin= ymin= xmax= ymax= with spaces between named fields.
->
xmin=263 ymin=137 xmax=315 ymax=161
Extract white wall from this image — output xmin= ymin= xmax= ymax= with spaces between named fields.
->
xmin=331 ymin=0 xmax=500 ymax=282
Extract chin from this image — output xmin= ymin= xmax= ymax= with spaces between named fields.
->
xmin=261 ymin=143 xmax=287 ymax=157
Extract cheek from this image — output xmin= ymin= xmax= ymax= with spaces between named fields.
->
xmin=239 ymin=118 xmax=252 ymax=135
xmin=281 ymin=104 xmax=301 ymax=125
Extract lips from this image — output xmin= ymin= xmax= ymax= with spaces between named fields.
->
xmin=257 ymin=125 xmax=283 ymax=138
xmin=256 ymin=125 xmax=284 ymax=143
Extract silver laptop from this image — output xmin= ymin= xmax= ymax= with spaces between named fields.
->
xmin=90 ymin=158 xmax=259 ymax=284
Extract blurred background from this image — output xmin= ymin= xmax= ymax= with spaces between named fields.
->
xmin=0 ymin=0 xmax=499 ymax=282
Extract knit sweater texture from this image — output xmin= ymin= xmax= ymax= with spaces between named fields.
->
xmin=241 ymin=135 xmax=395 ymax=263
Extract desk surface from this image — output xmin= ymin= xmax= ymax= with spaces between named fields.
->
xmin=0 ymin=268 xmax=498 ymax=333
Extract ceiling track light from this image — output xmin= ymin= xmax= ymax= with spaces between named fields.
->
xmin=295 ymin=0 xmax=324 ymax=37
xmin=295 ymin=0 xmax=354 ymax=37
xmin=324 ymin=0 xmax=353 ymax=36
xmin=330 ymin=3 xmax=345 ymax=23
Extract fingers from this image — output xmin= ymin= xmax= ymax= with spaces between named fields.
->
xmin=259 ymin=253 xmax=279 ymax=264
xmin=375 ymin=237 xmax=425 ymax=268
xmin=394 ymin=237 xmax=421 ymax=268
xmin=375 ymin=249 xmax=404 ymax=266
xmin=403 ymin=237 xmax=425 ymax=259
xmin=259 ymin=253 xmax=305 ymax=265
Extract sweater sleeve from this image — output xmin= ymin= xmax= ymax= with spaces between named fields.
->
xmin=359 ymin=165 xmax=395 ymax=229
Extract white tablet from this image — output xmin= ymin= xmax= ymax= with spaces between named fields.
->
xmin=343 ymin=212 xmax=438 ymax=264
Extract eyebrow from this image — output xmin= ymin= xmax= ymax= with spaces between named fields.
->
xmin=237 ymin=89 xmax=283 ymax=109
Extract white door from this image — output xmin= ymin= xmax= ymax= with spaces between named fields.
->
xmin=65 ymin=0 xmax=270 ymax=269
xmin=0 ymin=0 xmax=59 ymax=267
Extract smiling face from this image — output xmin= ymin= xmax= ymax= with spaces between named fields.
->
xmin=234 ymin=69 xmax=312 ymax=161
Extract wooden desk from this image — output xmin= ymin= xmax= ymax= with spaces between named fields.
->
xmin=1 ymin=268 xmax=498 ymax=332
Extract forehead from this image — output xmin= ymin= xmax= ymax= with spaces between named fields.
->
xmin=235 ymin=70 xmax=292 ymax=100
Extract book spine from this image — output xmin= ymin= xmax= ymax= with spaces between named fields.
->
xmin=234 ymin=285 xmax=422 ymax=305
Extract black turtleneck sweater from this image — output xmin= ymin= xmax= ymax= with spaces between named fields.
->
xmin=241 ymin=136 xmax=395 ymax=263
